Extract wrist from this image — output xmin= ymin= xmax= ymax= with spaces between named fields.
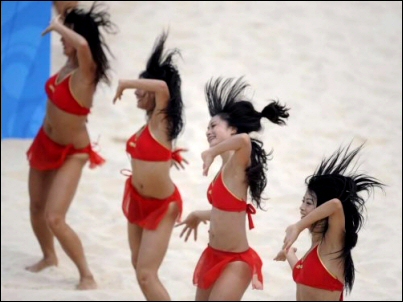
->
xmin=119 ymin=80 xmax=130 ymax=89
xmin=207 ymin=147 xmax=218 ymax=159
xmin=295 ymin=221 xmax=305 ymax=233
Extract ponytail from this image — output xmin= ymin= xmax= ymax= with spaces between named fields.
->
xmin=261 ymin=100 xmax=290 ymax=126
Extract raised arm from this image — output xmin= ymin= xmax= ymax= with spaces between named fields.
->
xmin=113 ymin=78 xmax=170 ymax=106
xmin=42 ymin=15 xmax=95 ymax=83
xmin=53 ymin=1 xmax=78 ymax=17
xmin=282 ymin=198 xmax=344 ymax=252
xmin=202 ymin=133 xmax=251 ymax=176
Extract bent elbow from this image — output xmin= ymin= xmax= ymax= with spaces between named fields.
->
xmin=332 ymin=198 xmax=343 ymax=212
xmin=77 ymin=38 xmax=90 ymax=50
xmin=156 ymin=80 xmax=170 ymax=99
xmin=239 ymin=133 xmax=251 ymax=146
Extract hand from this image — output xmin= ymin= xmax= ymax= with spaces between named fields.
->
xmin=113 ymin=81 xmax=125 ymax=104
xmin=273 ymin=247 xmax=297 ymax=261
xmin=201 ymin=149 xmax=215 ymax=176
xmin=282 ymin=224 xmax=301 ymax=253
xmin=251 ymin=274 xmax=263 ymax=290
xmin=172 ymin=148 xmax=189 ymax=170
xmin=42 ymin=15 xmax=62 ymax=36
xmin=53 ymin=1 xmax=78 ymax=17
xmin=175 ymin=211 xmax=207 ymax=242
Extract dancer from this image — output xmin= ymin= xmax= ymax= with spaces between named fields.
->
xmin=113 ymin=31 xmax=185 ymax=301
xmin=26 ymin=2 xmax=116 ymax=289
xmin=274 ymin=143 xmax=385 ymax=301
xmin=177 ymin=77 xmax=290 ymax=300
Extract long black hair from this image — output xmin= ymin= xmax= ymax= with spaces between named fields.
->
xmin=305 ymin=142 xmax=385 ymax=294
xmin=205 ymin=77 xmax=290 ymax=209
xmin=64 ymin=1 xmax=117 ymax=85
xmin=139 ymin=31 xmax=184 ymax=141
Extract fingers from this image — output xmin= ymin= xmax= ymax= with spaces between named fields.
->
xmin=179 ymin=226 xmax=186 ymax=238
xmin=112 ymin=94 xmax=122 ymax=104
xmin=282 ymin=236 xmax=289 ymax=250
xmin=175 ymin=222 xmax=184 ymax=228
xmin=273 ymin=255 xmax=285 ymax=261
xmin=41 ymin=28 xmax=51 ymax=36
xmin=185 ymin=228 xmax=192 ymax=242
xmin=203 ymin=165 xmax=209 ymax=176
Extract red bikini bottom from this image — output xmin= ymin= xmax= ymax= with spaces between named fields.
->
xmin=26 ymin=127 xmax=105 ymax=170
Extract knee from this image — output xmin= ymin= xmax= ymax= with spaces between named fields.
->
xmin=29 ymin=200 xmax=46 ymax=216
xmin=46 ymin=212 xmax=66 ymax=231
xmin=136 ymin=268 xmax=157 ymax=288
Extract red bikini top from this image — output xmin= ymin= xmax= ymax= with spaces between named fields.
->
xmin=45 ymin=71 xmax=90 ymax=116
xmin=293 ymin=244 xmax=344 ymax=298
xmin=126 ymin=124 xmax=183 ymax=163
xmin=207 ymin=171 xmax=256 ymax=229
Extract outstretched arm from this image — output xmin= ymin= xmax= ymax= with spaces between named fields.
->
xmin=282 ymin=198 xmax=344 ymax=252
xmin=175 ymin=210 xmax=211 ymax=242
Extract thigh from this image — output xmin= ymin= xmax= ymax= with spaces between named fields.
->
xmin=128 ymin=222 xmax=143 ymax=265
xmin=28 ymin=167 xmax=56 ymax=210
xmin=137 ymin=202 xmax=179 ymax=270
xmin=45 ymin=155 xmax=87 ymax=215
xmin=196 ymin=287 xmax=212 ymax=301
xmin=209 ymin=261 xmax=252 ymax=301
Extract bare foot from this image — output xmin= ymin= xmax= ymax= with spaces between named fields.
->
xmin=25 ymin=258 xmax=58 ymax=272
xmin=76 ymin=276 xmax=97 ymax=290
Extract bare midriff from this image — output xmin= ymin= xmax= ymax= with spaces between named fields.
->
xmin=208 ymin=207 xmax=249 ymax=252
xmin=130 ymin=159 xmax=176 ymax=199
xmin=43 ymin=100 xmax=90 ymax=149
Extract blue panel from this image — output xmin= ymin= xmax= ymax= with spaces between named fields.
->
xmin=1 ymin=1 xmax=51 ymax=139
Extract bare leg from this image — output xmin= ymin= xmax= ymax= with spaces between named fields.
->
xmin=26 ymin=167 xmax=58 ymax=272
xmin=208 ymin=261 xmax=252 ymax=301
xmin=128 ymin=222 xmax=143 ymax=270
xmin=195 ymin=287 xmax=212 ymax=301
xmin=45 ymin=155 xmax=96 ymax=290
xmin=135 ymin=202 xmax=180 ymax=301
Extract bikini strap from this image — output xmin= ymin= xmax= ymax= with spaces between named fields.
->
xmin=246 ymin=204 xmax=257 ymax=230
xmin=172 ymin=148 xmax=185 ymax=164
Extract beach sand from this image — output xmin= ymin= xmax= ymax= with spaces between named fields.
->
xmin=1 ymin=1 xmax=402 ymax=300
